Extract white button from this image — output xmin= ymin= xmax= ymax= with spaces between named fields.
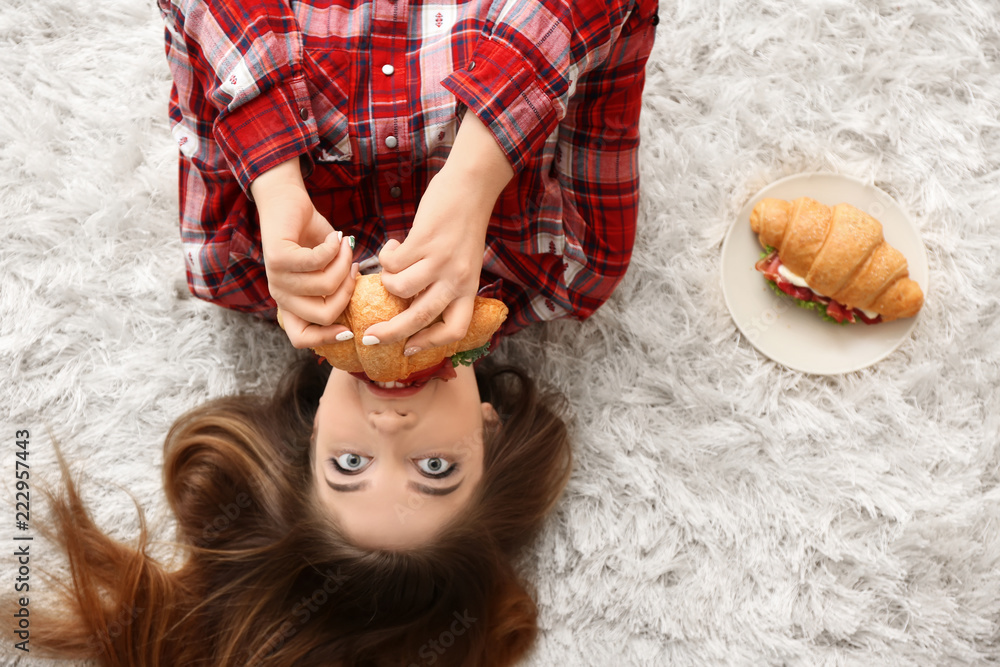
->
xmin=382 ymin=64 xmax=394 ymax=76
xmin=385 ymin=135 xmax=398 ymax=149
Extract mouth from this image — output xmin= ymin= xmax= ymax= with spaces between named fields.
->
xmin=370 ymin=380 xmax=416 ymax=389
xmin=348 ymin=372 xmax=427 ymax=391
xmin=361 ymin=380 xmax=428 ymax=398
xmin=349 ymin=359 xmax=458 ymax=396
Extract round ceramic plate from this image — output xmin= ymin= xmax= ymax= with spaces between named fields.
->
xmin=721 ymin=173 xmax=928 ymax=374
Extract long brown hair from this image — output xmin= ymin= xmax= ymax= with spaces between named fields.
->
xmin=30 ymin=357 xmax=571 ymax=666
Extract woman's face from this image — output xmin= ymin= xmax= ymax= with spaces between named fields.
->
xmin=312 ymin=364 xmax=496 ymax=549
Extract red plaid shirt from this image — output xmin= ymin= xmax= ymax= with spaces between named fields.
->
xmin=160 ymin=0 xmax=657 ymax=339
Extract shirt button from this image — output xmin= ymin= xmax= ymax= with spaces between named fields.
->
xmin=299 ymin=108 xmax=309 ymax=121
xmin=468 ymin=61 xmax=475 ymax=71
xmin=382 ymin=64 xmax=395 ymax=76
xmin=389 ymin=186 xmax=402 ymax=198
xmin=385 ymin=135 xmax=398 ymax=149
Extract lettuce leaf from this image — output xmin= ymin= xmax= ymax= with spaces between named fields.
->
xmin=450 ymin=343 xmax=491 ymax=367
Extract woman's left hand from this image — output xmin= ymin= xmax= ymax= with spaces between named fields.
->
xmin=365 ymin=167 xmax=490 ymax=355
xmin=362 ymin=112 xmax=514 ymax=356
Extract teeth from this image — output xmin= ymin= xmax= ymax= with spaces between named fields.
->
xmin=374 ymin=381 xmax=411 ymax=389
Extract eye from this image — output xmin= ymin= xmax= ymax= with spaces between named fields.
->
xmin=415 ymin=457 xmax=456 ymax=478
xmin=331 ymin=452 xmax=371 ymax=474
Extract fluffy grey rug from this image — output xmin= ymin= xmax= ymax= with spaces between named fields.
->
xmin=2 ymin=0 xmax=999 ymax=665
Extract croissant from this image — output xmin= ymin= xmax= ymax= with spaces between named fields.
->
xmin=750 ymin=197 xmax=923 ymax=322
xmin=279 ymin=273 xmax=508 ymax=381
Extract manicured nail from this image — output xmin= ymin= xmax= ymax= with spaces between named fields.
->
xmin=347 ymin=235 xmax=356 ymax=250
xmin=335 ymin=331 xmax=354 ymax=342
xmin=351 ymin=262 xmax=360 ymax=279
xmin=337 ymin=230 xmax=343 ymax=243
xmin=362 ymin=335 xmax=380 ymax=346
xmin=403 ymin=346 xmax=421 ymax=357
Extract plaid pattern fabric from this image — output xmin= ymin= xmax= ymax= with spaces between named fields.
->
xmin=159 ymin=0 xmax=658 ymax=339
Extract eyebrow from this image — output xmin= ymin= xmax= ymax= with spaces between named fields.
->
xmin=325 ymin=479 xmax=462 ymax=496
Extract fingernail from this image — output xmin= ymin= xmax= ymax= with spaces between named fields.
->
xmin=348 ymin=235 xmax=356 ymax=250
xmin=351 ymin=262 xmax=360 ymax=279
xmin=337 ymin=230 xmax=343 ymax=243
xmin=403 ymin=346 xmax=420 ymax=357
xmin=362 ymin=335 xmax=380 ymax=346
xmin=335 ymin=331 xmax=354 ymax=342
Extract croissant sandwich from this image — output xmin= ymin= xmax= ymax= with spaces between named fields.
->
xmin=279 ymin=273 xmax=508 ymax=382
xmin=750 ymin=197 xmax=924 ymax=324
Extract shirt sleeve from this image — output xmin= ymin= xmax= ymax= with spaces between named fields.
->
xmin=440 ymin=0 xmax=638 ymax=173
xmin=158 ymin=0 xmax=319 ymax=193
xmin=478 ymin=0 xmax=658 ymax=339
xmin=160 ymin=0 xmax=304 ymax=317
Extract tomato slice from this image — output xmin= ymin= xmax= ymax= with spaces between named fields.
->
xmin=398 ymin=358 xmax=458 ymax=384
xmin=775 ymin=279 xmax=814 ymax=302
xmin=825 ymin=300 xmax=855 ymax=324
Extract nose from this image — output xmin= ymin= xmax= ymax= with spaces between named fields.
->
xmin=369 ymin=409 xmax=415 ymax=434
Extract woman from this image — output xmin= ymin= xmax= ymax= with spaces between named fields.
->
xmin=36 ymin=358 xmax=569 ymax=665
xmin=34 ymin=0 xmax=658 ymax=662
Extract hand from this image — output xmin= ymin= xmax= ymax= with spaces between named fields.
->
xmin=366 ymin=168 xmax=489 ymax=353
xmin=362 ymin=112 xmax=514 ymax=355
xmin=252 ymin=157 xmax=358 ymax=349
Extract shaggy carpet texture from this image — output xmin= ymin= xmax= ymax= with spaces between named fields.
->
xmin=2 ymin=0 xmax=999 ymax=665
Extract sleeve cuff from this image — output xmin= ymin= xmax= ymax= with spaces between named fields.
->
xmin=441 ymin=39 xmax=561 ymax=174
xmin=213 ymin=76 xmax=319 ymax=194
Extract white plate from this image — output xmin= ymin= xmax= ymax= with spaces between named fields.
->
xmin=721 ymin=173 xmax=928 ymax=374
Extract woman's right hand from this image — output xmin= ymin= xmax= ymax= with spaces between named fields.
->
xmin=252 ymin=157 xmax=358 ymax=349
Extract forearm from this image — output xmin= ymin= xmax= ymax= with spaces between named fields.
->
xmin=250 ymin=156 xmax=307 ymax=206
xmin=439 ymin=110 xmax=515 ymax=226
